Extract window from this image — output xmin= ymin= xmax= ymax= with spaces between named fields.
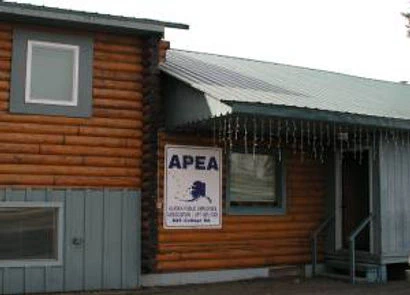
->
xmin=26 ymin=41 xmax=79 ymax=106
xmin=0 ymin=202 xmax=63 ymax=267
xmin=227 ymin=151 xmax=286 ymax=215
xmin=10 ymin=28 xmax=93 ymax=117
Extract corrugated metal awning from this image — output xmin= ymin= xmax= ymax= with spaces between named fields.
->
xmin=161 ymin=49 xmax=410 ymax=130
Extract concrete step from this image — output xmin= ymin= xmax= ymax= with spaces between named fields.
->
xmin=319 ymin=272 xmax=368 ymax=283
xmin=325 ymin=259 xmax=379 ymax=273
xmin=325 ymin=250 xmax=379 ymax=264
xmin=268 ymin=265 xmax=302 ymax=279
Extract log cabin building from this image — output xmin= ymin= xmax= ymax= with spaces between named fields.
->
xmin=0 ymin=2 xmax=187 ymax=294
xmin=147 ymin=49 xmax=410 ymax=285
xmin=1 ymin=1 xmax=410 ymax=294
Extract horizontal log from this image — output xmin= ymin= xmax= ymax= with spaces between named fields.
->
xmin=94 ymin=33 xmax=142 ymax=46
xmin=83 ymin=156 xmax=140 ymax=168
xmin=79 ymin=126 xmax=142 ymax=138
xmin=222 ymin=214 xmax=323 ymax=225
xmin=0 ymin=80 xmax=9 ymax=92
xmin=0 ymin=100 xmax=8 ymax=111
xmin=0 ymin=49 xmax=11 ymax=59
xmin=94 ymin=108 xmax=142 ymax=119
xmin=93 ymin=88 xmax=143 ymax=101
xmin=40 ymin=144 xmax=141 ymax=158
xmin=64 ymin=135 xmax=142 ymax=148
xmin=0 ymin=42 xmax=11 ymax=51
xmin=94 ymin=60 xmax=144 ymax=72
xmin=0 ymin=122 xmax=79 ymax=135
xmin=0 ymin=164 xmax=140 ymax=177
xmin=94 ymin=42 xmax=142 ymax=55
xmin=53 ymin=175 xmax=140 ymax=187
xmin=94 ymin=51 xmax=142 ymax=64
xmin=156 ymin=254 xmax=313 ymax=271
xmin=0 ymin=153 xmax=140 ymax=168
xmin=0 ymin=113 xmax=140 ymax=129
xmin=0 ymin=143 xmax=40 ymax=154
xmin=0 ymin=133 xmax=64 ymax=144
xmin=0 ymin=174 xmax=54 ymax=186
xmin=156 ymin=246 xmax=312 ymax=262
xmin=158 ymin=229 xmax=311 ymax=243
xmin=93 ymin=79 xmax=143 ymax=91
xmin=93 ymin=98 xmax=143 ymax=111
xmin=0 ymin=153 xmax=83 ymax=166
xmin=0 ymin=59 xmax=10 ymax=70
xmin=158 ymin=238 xmax=312 ymax=252
xmin=219 ymin=221 xmax=318 ymax=232
xmin=93 ymin=69 xmax=143 ymax=82
xmin=0 ymin=71 xmax=10 ymax=81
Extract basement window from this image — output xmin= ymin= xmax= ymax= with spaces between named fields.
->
xmin=0 ymin=202 xmax=63 ymax=267
xmin=227 ymin=151 xmax=286 ymax=215
xmin=10 ymin=28 xmax=93 ymax=117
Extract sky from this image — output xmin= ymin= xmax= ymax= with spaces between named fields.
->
xmin=8 ymin=0 xmax=410 ymax=82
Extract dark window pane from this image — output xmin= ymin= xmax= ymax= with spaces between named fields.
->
xmin=0 ymin=207 xmax=58 ymax=260
xmin=230 ymin=152 xmax=280 ymax=207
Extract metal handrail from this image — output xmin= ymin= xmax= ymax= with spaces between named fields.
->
xmin=311 ymin=214 xmax=334 ymax=276
xmin=349 ymin=213 xmax=373 ymax=284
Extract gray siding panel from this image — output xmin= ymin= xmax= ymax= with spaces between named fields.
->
xmin=379 ymin=141 xmax=410 ymax=262
xmin=84 ymin=190 xmax=104 ymax=290
xmin=6 ymin=269 xmax=24 ymax=294
xmin=65 ymin=190 xmax=85 ymax=290
xmin=103 ymin=190 xmax=122 ymax=289
xmin=0 ymin=188 xmax=140 ymax=294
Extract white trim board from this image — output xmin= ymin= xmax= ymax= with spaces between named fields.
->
xmin=141 ymin=268 xmax=270 ymax=287
xmin=141 ymin=265 xmax=321 ymax=286
xmin=0 ymin=201 xmax=64 ymax=267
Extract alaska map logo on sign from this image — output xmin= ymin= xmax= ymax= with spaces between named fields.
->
xmin=164 ymin=145 xmax=222 ymax=229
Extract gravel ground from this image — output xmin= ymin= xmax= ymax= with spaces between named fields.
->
xmin=67 ymin=278 xmax=410 ymax=295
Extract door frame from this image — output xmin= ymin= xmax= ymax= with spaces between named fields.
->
xmin=335 ymin=148 xmax=374 ymax=253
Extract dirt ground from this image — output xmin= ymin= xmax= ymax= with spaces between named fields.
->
xmin=76 ymin=278 xmax=410 ymax=295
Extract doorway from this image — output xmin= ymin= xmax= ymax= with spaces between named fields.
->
xmin=336 ymin=150 xmax=371 ymax=252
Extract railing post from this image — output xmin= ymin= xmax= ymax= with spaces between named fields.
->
xmin=350 ymin=238 xmax=356 ymax=284
xmin=312 ymin=236 xmax=317 ymax=276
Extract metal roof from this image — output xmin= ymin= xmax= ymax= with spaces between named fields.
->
xmin=161 ymin=49 xmax=410 ymax=126
xmin=0 ymin=1 xmax=188 ymax=34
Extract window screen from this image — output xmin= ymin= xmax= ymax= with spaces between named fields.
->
xmin=0 ymin=207 xmax=58 ymax=260
xmin=26 ymin=41 xmax=78 ymax=106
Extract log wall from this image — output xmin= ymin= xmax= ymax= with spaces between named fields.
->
xmin=154 ymin=132 xmax=327 ymax=272
xmin=0 ymin=22 xmax=150 ymax=188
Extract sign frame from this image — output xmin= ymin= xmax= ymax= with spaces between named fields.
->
xmin=163 ymin=144 xmax=223 ymax=230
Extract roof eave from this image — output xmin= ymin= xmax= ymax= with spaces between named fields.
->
xmin=229 ymin=101 xmax=410 ymax=130
xmin=0 ymin=2 xmax=188 ymax=35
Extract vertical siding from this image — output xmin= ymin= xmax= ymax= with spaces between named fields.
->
xmin=379 ymin=140 xmax=410 ymax=262
xmin=153 ymin=132 xmax=327 ymax=272
xmin=0 ymin=22 xmax=143 ymax=188
xmin=0 ymin=188 xmax=140 ymax=294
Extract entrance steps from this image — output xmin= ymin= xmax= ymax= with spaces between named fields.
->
xmin=320 ymin=251 xmax=386 ymax=283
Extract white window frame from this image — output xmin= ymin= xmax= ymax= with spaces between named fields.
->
xmin=0 ymin=202 xmax=64 ymax=267
xmin=25 ymin=40 xmax=80 ymax=107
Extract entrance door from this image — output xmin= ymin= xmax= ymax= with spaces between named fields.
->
xmin=341 ymin=150 xmax=370 ymax=251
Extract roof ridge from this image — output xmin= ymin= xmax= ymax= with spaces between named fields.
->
xmin=169 ymin=48 xmax=407 ymax=87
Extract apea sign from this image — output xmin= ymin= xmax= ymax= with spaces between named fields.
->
xmin=164 ymin=145 xmax=222 ymax=229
